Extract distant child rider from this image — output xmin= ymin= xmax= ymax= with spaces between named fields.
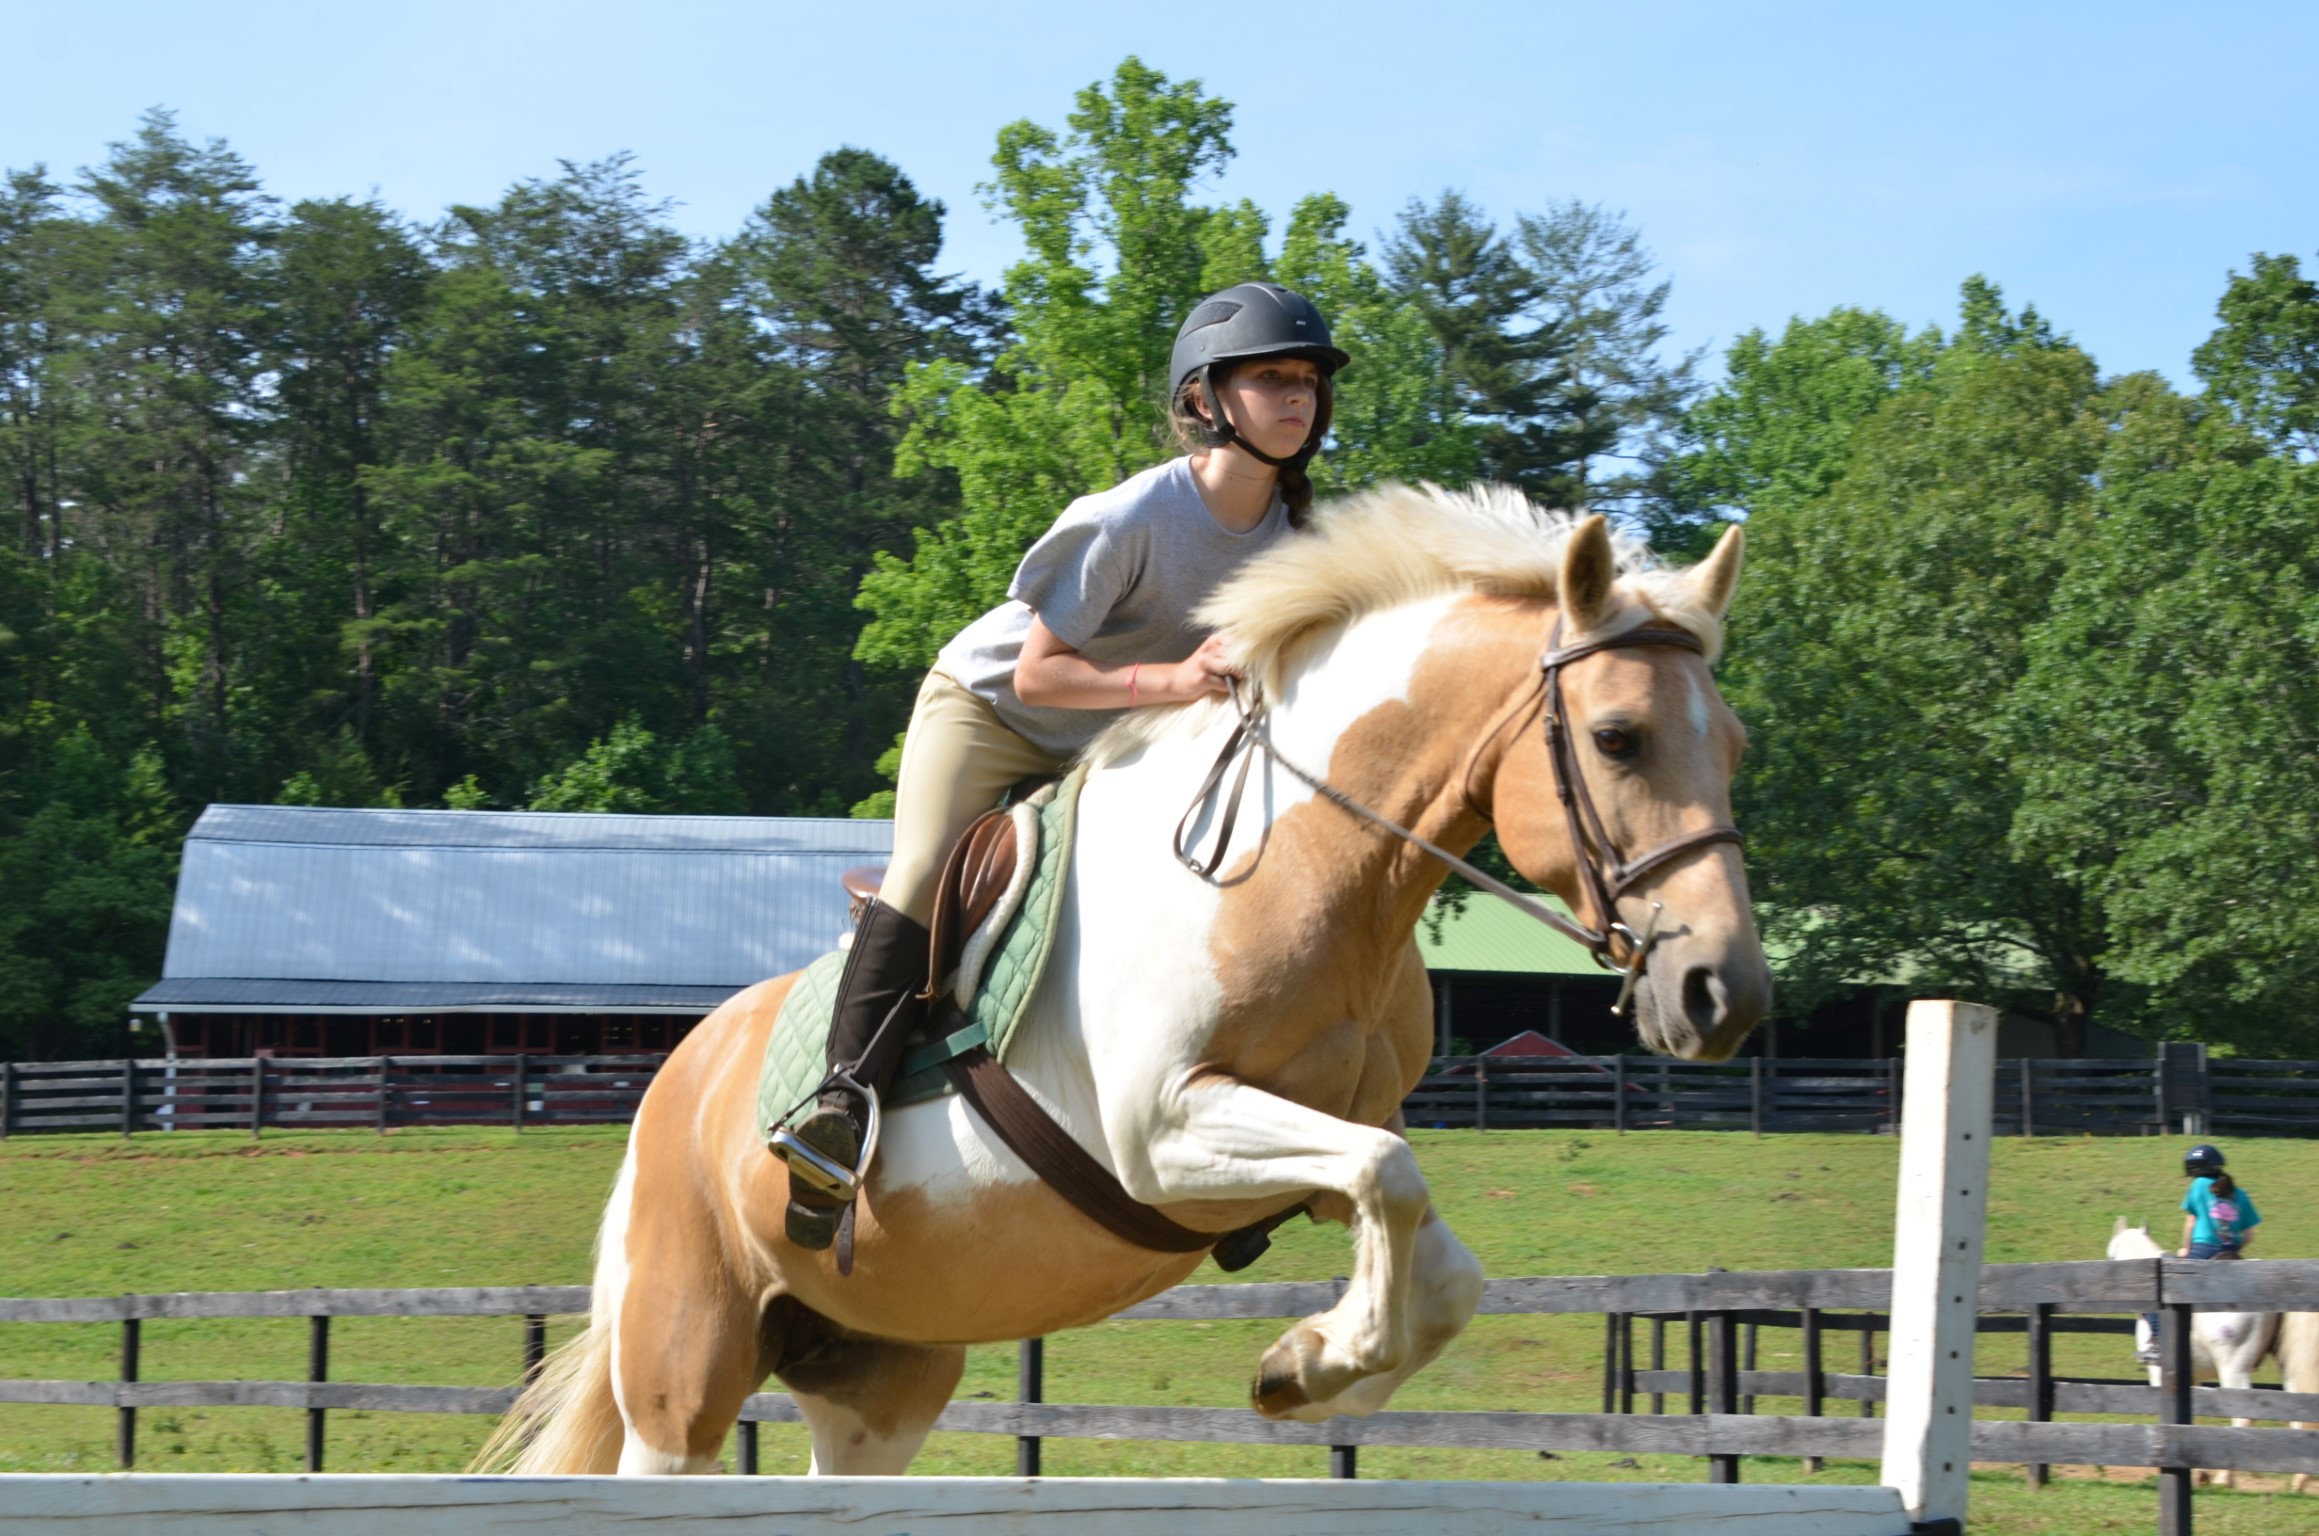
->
xmin=2179 ymin=1144 xmax=2259 ymax=1259
xmin=2140 ymin=1143 xmax=2261 ymax=1363
xmin=769 ymin=282 xmax=1350 ymax=1251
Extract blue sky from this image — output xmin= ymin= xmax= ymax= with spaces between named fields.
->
xmin=8 ymin=1 xmax=2314 ymax=386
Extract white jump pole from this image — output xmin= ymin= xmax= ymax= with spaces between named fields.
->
xmin=1877 ymin=998 xmax=1997 ymax=1532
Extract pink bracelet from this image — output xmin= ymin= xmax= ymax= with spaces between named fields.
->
xmin=1128 ymin=663 xmax=1141 ymax=707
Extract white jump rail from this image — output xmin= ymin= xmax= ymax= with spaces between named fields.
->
xmin=0 ymin=1000 xmax=1994 ymax=1536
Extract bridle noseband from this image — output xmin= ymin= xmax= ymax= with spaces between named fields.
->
xmin=1174 ymin=621 xmax=1743 ymax=1016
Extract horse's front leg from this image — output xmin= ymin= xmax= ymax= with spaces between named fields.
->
xmin=1122 ymin=1078 xmax=1480 ymax=1421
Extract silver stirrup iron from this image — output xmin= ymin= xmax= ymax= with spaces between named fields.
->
xmin=766 ymin=1069 xmax=884 ymax=1203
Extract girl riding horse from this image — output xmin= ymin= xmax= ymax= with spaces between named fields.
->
xmin=770 ymin=282 xmax=1350 ymax=1249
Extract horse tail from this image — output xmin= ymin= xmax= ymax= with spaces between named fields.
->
xmin=472 ymin=1320 xmax=624 ymax=1473
xmin=471 ymin=1145 xmax=641 ymax=1474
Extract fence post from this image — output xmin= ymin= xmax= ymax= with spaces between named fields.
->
xmin=1601 ymin=1314 xmax=1622 ymax=1413
xmin=1620 ymin=1314 xmax=1637 ymax=1415
xmin=249 ymin=1058 xmax=265 ymax=1141
xmin=512 ymin=1055 xmax=527 ymax=1132
xmin=375 ymin=1057 xmax=391 ymax=1134
xmin=2026 ymin=1301 xmax=2053 ymax=1489
xmin=1801 ymin=1306 xmax=1824 ymax=1475
xmin=1612 ymin=1054 xmax=1627 ymax=1134
xmin=2158 ymin=1291 xmax=2194 ymax=1536
xmin=2019 ymin=1059 xmax=2036 ymax=1139
xmin=306 ymin=1314 xmax=329 ymax=1472
xmin=737 ymin=1418 xmax=758 ymax=1475
xmin=1708 ymin=1305 xmax=1739 ymax=1483
xmin=1877 ymin=999 xmax=1997 ymax=1534
xmin=1740 ymin=1320 xmax=1759 ymax=1415
xmin=116 ymin=1314 xmax=140 ymax=1469
xmin=0 ymin=1059 xmax=12 ymax=1138
xmin=120 ymin=1058 xmax=135 ymax=1139
xmin=1329 ymin=1443 xmax=1358 ymax=1479
xmin=1649 ymin=1316 xmax=1666 ymax=1415
xmin=1749 ymin=1056 xmax=1765 ymax=1137
xmin=1016 ymin=1336 xmax=1043 ymax=1476
xmin=1475 ymin=1057 xmax=1488 ymax=1132
xmin=1860 ymin=1323 xmax=1876 ymax=1419
xmin=1885 ymin=1056 xmax=1901 ymax=1133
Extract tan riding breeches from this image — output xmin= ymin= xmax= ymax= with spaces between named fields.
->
xmin=878 ymin=670 xmax=1072 ymax=928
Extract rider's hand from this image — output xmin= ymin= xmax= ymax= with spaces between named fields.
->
xmin=1165 ymin=636 xmax=1238 ymax=701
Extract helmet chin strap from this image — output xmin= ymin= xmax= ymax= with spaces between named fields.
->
xmin=1199 ymin=368 xmax=1321 ymax=473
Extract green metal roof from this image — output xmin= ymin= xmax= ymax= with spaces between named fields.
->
xmin=1415 ymin=894 xmax=1602 ymax=976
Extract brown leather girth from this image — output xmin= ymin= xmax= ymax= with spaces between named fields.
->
xmin=942 ymin=1046 xmax=1222 ymax=1254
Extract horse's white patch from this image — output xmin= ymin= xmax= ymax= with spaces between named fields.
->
xmin=1687 ymin=670 xmax=1711 ymax=741
xmin=598 ymin=1138 xmax=640 ymax=1433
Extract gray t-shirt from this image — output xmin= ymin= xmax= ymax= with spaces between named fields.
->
xmin=935 ymin=456 xmax=1288 ymax=757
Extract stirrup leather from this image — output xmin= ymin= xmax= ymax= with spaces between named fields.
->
xmin=766 ymin=1068 xmax=884 ymax=1203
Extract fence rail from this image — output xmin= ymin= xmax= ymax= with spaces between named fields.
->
xmin=5 ymin=1258 xmax=2315 ymax=1481
xmin=2 ymin=1048 xmax=2316 ymax=1139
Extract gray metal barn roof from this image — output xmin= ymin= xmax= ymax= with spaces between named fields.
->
xmin=131 ymin=804 xmax=893 ymax=1015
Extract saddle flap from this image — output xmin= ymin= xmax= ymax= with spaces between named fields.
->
xmin=925 ymin=807 xmax=1022 ymax=989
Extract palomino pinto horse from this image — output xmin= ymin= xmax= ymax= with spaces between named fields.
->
xmin=482 ymin=486 xmax=1770 ymax=1477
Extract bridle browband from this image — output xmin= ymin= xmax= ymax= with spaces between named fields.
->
xmin=1173 ymin=620 xmax=1743 ymax=1016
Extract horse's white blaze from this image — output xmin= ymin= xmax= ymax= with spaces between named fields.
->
xmin=1687 ymin=669 xmax=1712 ymax=740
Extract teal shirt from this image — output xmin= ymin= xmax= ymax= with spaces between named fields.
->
xmin=2182 ymin=1177 xmax=2259 ymax=1247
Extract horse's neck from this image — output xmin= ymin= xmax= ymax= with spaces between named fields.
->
xmin=1102 ymin=592 xmax=1516 ymax=966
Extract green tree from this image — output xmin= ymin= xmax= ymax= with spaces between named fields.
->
xmin=1515 ymin=201 xmax=1701 ymax=513
xmin=2192 ymin=251 xmax=2319 ymax=460
xmin=1383 ymin=191 xmax=1595 ymax=501
xmin=527 ymin=716 xmax=744 ymax=814
xmin=1718 ymin=281 xmax=2112 ymax=1051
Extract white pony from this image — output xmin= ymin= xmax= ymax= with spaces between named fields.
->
xmin=2111 ymin=1216 xmax=2278 ymax=1488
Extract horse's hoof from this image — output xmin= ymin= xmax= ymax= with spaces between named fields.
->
xmin=1251 ymin=1362 xmax=1312 ymax=1419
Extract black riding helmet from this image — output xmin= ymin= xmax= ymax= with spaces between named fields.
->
xmin=2184 ymin=1144 xmax=2227 ymax=1177
xmin=1169 ymin=282 xmax=1350 ymax=473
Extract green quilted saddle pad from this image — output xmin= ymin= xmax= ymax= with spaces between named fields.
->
xmin=756 ymin=768 xmax=1085 ymax=1144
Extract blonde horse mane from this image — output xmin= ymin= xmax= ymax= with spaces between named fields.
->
xmin=1086 ymin=482 xmax=1724 ymax=770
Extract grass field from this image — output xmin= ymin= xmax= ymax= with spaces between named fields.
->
xmin=2 ymin=1125 xmax=2313 ymax=1533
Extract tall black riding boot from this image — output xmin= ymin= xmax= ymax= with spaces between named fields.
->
xmin=769 ymin=898 xmax=930 ymax=1250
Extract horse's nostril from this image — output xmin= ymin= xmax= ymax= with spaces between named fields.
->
xmin=1682 ymin=966 xmax=1727 ymax=1035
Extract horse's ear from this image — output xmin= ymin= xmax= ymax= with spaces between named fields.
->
xmin=1687 ymin=522 xmax=1745 ymax=620
xmin=1560 ymin=515 xmax=1618 ymax=633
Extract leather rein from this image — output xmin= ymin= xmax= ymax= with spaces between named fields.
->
xmin=1173 ymin=621 xmax=1743 ymax=1016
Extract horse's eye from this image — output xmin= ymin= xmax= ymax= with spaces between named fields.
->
xmin=1593 ymin=727 xmax=1635 ymax=759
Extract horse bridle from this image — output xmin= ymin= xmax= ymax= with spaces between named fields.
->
xmin=1174 ymin=620 xmax=1743 ymax=1016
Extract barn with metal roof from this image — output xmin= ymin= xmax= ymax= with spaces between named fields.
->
xmin=130 ymin=805 xmax=890 ymax=1058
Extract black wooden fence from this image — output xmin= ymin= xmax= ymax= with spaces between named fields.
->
xmin=2 ymin=1047 xmax=2315 ymax=1139
xmin=4 ymin=1257 xmax=2314 ymax=1536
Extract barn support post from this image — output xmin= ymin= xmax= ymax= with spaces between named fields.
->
xmin=117 ymin=1316 xmax=140 ymax=1469
xmin=1016 ymin=1337 xmax=1043 ymax=1477
xmin=306 ymin=1315 xmax=330 ymax=1472
xmin=1877 ymin=998 xmax=1996 ymax=1534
